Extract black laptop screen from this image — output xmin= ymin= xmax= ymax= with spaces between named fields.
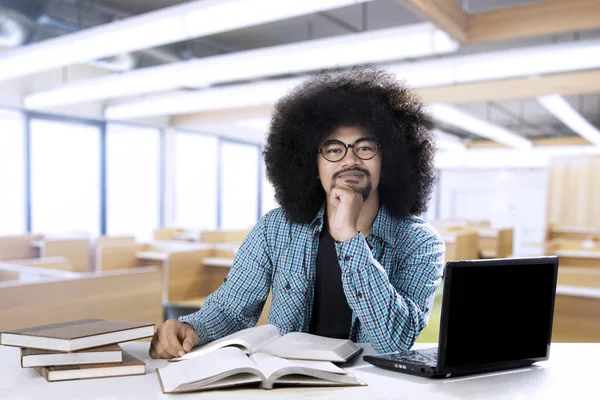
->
xmin=443 ymin=262 xmax=555 ymax=368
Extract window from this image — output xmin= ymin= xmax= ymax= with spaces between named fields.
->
xmin=106 ymin=123 xmax=161 ymax=241
xmin=30 ymin=118 xmax=101 ymax=236
xmin=173 ymin=131 xmax=218 ymax=230
xmin=220 ymin=141 xmax=260 ymax=230
xmin=0 ymin=109 xmax=26 ymax=234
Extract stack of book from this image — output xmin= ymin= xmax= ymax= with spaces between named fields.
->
xmin=0 ymin=318 xmax=154 ymax=382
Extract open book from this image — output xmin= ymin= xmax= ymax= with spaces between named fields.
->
xmin=157 ymin=347 xmax=365 ymax=393
xmin=171 ymin=324 xmax=362 ymax=363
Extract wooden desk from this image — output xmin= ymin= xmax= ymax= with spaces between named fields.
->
xmin=549 ymin=225 xmax=600 ymax=241
xmin=136 ymin=251 xmax=169 ymax=262
xmin=553 ymin=283 xmax=600 ymax=342
xmin=555 ymin=250 xmax=600 ymax=269
xmin=1 ymin=342 xmax=599 ymax=399
xmin=202 ymin=257 xmax=234 ymax=268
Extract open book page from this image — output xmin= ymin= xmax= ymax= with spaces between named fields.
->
xmin=170 ymin=324 xmax=281 ymax=362
xmin=250 ymin=353 xmax=364 ymax=389
xmin=157 ymin=347 xmax=263 ymax=393
xmin=257 ymin=332 xmax=362 ymax=362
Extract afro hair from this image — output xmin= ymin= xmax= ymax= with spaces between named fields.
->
xmin=263 ymin=66 xmax=438 ymax=224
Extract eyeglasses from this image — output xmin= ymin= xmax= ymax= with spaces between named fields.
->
xmin=318 ymin=138 xmax=380 ymax=162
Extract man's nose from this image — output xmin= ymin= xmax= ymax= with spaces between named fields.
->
xmin=341 ymin=146 xmax=361 ymax=166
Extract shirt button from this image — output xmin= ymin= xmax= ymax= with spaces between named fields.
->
xmin=223 ymin=277 xmax=228 ymax=283
xmin=285 ymin=283 xmax=291 ymax=290
xmin=344 ymin=256 xmax=352 ymax=261
xmin=357 ymin=292 xmax=362 ymax=298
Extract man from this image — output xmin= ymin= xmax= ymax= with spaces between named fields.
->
xmin=150 ymin=67 xmax=445 ymax=359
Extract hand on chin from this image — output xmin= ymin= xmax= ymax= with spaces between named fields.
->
xmin=328 ymin=184 xmax=363 ymax=242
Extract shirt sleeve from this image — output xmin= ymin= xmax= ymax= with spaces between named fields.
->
xmin=336 ymin=230 xmax=445 ymax=353
xmin=178 ymin=216 xmax=273 ymax=346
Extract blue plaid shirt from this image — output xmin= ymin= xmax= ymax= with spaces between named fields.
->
xmin=180 ymin=204 xmax=445 ymax=353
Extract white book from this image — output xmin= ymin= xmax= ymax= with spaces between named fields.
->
xmin=171 ymin=324 xmax=362 ymax=363
xmin=157 ymin=347 xmax=365 ymax=393
xmin=21 ymin=344 xmax=122 ymax=368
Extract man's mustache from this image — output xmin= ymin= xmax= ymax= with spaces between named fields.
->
xmin=332 ymin=167 xmax=371 ymax=180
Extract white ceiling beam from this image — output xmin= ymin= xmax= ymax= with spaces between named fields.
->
xmin=433 ymin=128 xmax=466 ymax=152
xmin=537 ymin=94 xmax=600 ymax=147
xmin=104 ymin=39 xmax=600 ymax=120
xmin=25 ymin=23 xmax=458 ymax=109
xmin=429 ymin=104 xmax=533 ymax=149
xmin=0 ymin=0 xmax=374 ymax=82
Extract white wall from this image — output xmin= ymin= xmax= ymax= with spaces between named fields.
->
xmin=438 ymin=168 xmax=549 ymax=257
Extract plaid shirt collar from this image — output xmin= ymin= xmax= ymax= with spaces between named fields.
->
xmin=309 ymin=201 xmax=396 ymax=244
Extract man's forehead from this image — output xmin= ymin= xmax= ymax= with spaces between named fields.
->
xmin=324 ymin=126 xmax=373 ymax=141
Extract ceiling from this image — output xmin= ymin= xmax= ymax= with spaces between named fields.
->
xmin=0 ymin=0 xmax=599 ymax=143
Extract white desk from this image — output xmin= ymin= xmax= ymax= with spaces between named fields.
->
xmin=136 ymin=251 xmax=169 ymax=261
xmin=203 ymin=257 xmax=234 ymax=268
xmin=1 ymin=342 xmax=598 ymax=399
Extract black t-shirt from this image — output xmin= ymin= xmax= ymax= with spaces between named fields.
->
xmin=308 ymin=223 xmax=353 ymax=339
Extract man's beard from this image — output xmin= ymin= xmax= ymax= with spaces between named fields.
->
xmin=331 ymin=167 xmax=372 ymax=201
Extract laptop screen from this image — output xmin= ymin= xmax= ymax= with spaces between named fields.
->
xmin=442 ymin=261 xmax=556 ymax=368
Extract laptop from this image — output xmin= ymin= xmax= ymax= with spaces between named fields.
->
xmin=363 ymin=256 xmax=559 ymax=378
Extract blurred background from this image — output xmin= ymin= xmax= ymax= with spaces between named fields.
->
xmin=0 ymin=0 xmax=598 ymax=344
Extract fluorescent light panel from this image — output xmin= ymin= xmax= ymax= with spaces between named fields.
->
xmin=26 ymin=23 xmax=458 ymax=109
xmin=103 ymin=38 xmax=600 ymax=120
xmin=537 ymin=94 xmax=600 ymax=147
xmin=430 ymin=104 xmax=533 ymax=149
xmin=0 ymin=0 xmax=373 ymax=82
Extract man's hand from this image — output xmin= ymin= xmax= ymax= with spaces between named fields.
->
xmin=149 ymin=319 xmax=199 ymax=359
xmin=328 ymin=185 xmax=363 ymax=242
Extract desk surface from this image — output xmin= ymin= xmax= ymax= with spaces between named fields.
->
xmin=1 ymin=342 xmax=599 ymax=399
xmin=203 ymin=257 xmax=234 ymax=268
xmin=555 ymin=250 xmax=600 ymax=259
xmin=136 ymin=251 xmax=169 ymax=261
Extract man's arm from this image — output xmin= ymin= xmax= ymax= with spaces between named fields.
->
xmin=178 ymin=216 xmax=273 ymax=347
xmin=337 ymin=231 xmax=445 ymax=353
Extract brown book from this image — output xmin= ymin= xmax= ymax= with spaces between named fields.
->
xmin=21 ymin=344 xmax=122 ymax=368
xmin=35 ymin=350 xmax=146 ymax=382
xmin=0 ymin=319 xmax=155 ymax=352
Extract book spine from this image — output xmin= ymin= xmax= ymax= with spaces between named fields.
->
xmin=34 ymin=367 xmax=50 ymax=382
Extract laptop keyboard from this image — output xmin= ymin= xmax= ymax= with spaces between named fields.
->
xmin=381 ymin=347 xmax=438 ymax=367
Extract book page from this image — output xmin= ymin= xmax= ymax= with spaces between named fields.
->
xmin=249 ymin=353 xmax=362 ymax=389
xmin=257 ymin=332 xmax=361 ymax=362
xmin=158 ymin=347 xmax=262 ymax=393
xmin=171 ymin=324 xmax=281 ymax=362
xmin=250 ymin=353 xmax=346 ymax=380
xmin=272 ymin=374 xmax=365 ymax=388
